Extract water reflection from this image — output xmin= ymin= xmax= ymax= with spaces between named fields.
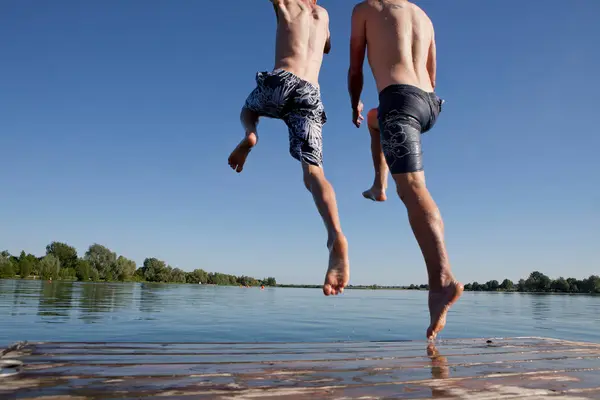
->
xmin=1 ymin=280 xmax=36 ymax=317
xmin=138 ymin=283 xmax=170 ymax=315
xmin=528 ymin=293 xmax=553 ymax=322
xmin=38 ymin=281 xmax=74 ymax=320
xmin=427 ymin=344 xmax=450 ymax=398
xmin=78 ymin=282 xmax=132 ymax=323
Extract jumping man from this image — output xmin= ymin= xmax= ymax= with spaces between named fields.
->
xmin=228 ymin=0 xmax=349 ymax=296
xmin=348 ymin=0 xmax=463 ymax=340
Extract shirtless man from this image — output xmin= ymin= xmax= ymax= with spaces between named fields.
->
xmin=228 ymin=0 xmax=349 ymax=296
xmin=348 ymin=0 xmax=463 ymax=340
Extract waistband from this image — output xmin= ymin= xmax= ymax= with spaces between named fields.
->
xmin=379 ymin=84 xmax=436 ymax=101
xmin=271 ymin=68 xmax=320 ymax=90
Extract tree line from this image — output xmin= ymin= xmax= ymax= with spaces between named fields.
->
xmin=331 ymin=272 xmax=600 ymax=294
xmin=461 ymin=271 xmax=600 ymax=294
xmin=0 ymin=242 xmax=276 ymax=287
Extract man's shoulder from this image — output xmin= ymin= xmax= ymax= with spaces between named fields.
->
xmin=353 ymin=1 xmax=369 ymax=11
xmin=409 ymin=2 xmax=433 ymax=25
xmin=352 ymin=1 xmax=372 ymax=17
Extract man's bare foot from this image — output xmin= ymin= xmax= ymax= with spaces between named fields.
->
xmin=228 ymin=132 xmax=257 ymax=173
xmin=362 ymin=186 xmax=387 ymax=202
xmin=426 ymin=280 xmax=464 ymax=340
xmin=323 ymin=235 xmax=349 ymax=296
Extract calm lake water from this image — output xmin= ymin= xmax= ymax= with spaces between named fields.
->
xmin=1 ymin=280 xmax=599 ymax=346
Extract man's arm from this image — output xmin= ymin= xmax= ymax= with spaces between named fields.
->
xmin=271 ymin=0 xmax=279 ymax=22
xmin=348 ymin=3 xmax=367 ymax=126
xmin=427 ymin=29 xmax=437 ymax=89
xmin=271 ymin=0 xmax=290 ymax=22
xmin=319 ymin=7 xmax=330 ymax=54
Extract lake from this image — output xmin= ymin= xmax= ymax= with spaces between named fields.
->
xmin=1 ymin=280 xmax=599 ymax=346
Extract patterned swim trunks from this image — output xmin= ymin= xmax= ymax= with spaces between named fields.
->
xmin=243 ymin=69 xmax=327 ymax=167
xmin=377 ymin=84 xmax=444 ymax=174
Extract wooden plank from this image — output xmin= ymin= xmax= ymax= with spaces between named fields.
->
xmin=2 ymin=337 xmax=600 ymax=399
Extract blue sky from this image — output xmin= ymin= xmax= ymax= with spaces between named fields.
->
xmin=1 ymin=0 xmax=598 ymax=285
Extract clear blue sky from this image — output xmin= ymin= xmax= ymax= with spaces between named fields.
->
xmin=1 ymin=0 xmax=598 ymax=285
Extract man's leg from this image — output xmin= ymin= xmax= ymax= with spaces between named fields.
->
xmin=228 ymin=108 xmax=259 ymax=173
xmin=362 ymin=108 xmax=388 ymax=202
xmin=392 ymin=171 xmax=463 ymax=340
xmin=302 ymin=163 xmax=349 ymax=296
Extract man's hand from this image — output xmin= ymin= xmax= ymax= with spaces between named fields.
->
xmin=352 ymin=101 xmax=364 ymax=128
xmin=348 ymin=4 xmax=366 ymax=127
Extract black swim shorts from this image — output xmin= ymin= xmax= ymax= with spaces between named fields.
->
xmin=243 ymin=69 xmax=327 ymax=167
xmin=377 ymin=84 xmax=443 ymax=174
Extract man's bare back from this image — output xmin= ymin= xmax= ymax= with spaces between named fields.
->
xmin=272 ymin=0 xmax=331 ymax=87
xmin=352 ymin=0 xmax=435 ymax=94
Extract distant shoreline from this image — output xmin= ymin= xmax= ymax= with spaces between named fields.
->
xmin=3 ymin=244 xmax=598 ymax=295
xmin=277 ymin=284 xmax=599 ymax=295
xmin=2 ymin=279 xmax=598 ymax=296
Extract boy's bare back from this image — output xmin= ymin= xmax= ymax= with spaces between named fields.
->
xmin=353 ymin=0 xmax=435 ymax=93
xmin=272 ymin=0 xmax=331 ymax=87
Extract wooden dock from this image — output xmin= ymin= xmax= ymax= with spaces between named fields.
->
xmin=2 ymin=337 xmax=600 ymax=399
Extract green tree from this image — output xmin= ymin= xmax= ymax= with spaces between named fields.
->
xmin=7 ymin=252 xmax=19 ymax=266
xmin=105 ymin=270 xmax=116 ymax=281
xmin=581 ymin=275 xmax=600 ymax=293
xmin=39 ymin=254 xmax=61 ymax=280
xmin=186 ymin=269 xmax=208 ymax=284
xmin=18 ymin=252 xmax=40 ymax=276
xmin=59 ymin=268 xmax=77 ymax=280
xmin=170 ymin=268 xmax=186 ymax=283
xmin=85 ymin=244 xmax=117 ymax=280
xmin=12 ymin=251 xmax=26 ymax=275
xmin=158 ymin=265 xmax=173 ymax=283
xmin=264 ymin=277 xmax=277 ymax=286
xmin=133 ymin=267 xmax=146 ymax=282
xmin=76 ymin=259 xmax=92 ymax=281
xmin=0 ymin=254 xmax=15 ymax=278
xmin=551 ymin=277 xmax=570 ymax=293
xmin=19 ymin=258 xmax=33 ymax=279
xmin=525 ymin=271 xmax=551 ymax=292
xmin=486 ymin=280 xmax=500 ymax=291
xmin=115 ymin=256 xmax=136 ymax=281
xmin=590 ymin=276 xmax=600 ymax=293
xmin=46 ymin=242 xmax=79 ymax=271
xmin=142 ymin=258 xmax=168 ymax=282
xmin=499 ymin=279 xmax=514 ymax=291
xmin=90 ymin=267 xmax=100 ymax=282
xmin=237 ymin=275 xmax=259 ymax=286
xmin=566 ymin=278 xmax=580 ymax=293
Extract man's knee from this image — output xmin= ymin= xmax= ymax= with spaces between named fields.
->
xmin=240 ymin=107 xmax=258 ymax=124
xmin=367 ymin=108 xmax=379 ymax=131
xmin=393 ymin=172 xmax=427 ymax=203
